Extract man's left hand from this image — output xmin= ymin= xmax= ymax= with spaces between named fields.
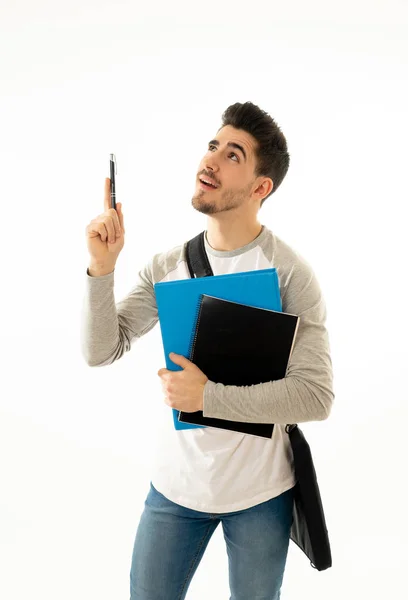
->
xmin=157 ymin=353 xmax=208 ymax=413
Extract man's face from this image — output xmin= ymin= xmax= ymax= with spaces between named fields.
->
xmin=192 ymin=125 xmax=269 ymax=215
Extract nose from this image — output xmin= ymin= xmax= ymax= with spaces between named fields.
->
xmin=203 ymin=153 xmax=220 ymax=175
xmin=201 ymin=163 xmax=219 ymax=185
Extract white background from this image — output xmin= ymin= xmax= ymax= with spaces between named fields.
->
xmin=1 ymin=1 xmax=407 ymax=598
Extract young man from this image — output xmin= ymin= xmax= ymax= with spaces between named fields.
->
xmin=82 ymin=101 xmax=334 ymax=600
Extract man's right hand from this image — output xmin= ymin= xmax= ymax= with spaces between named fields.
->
xmin=86 ymin=178 xmax=125 ymax=275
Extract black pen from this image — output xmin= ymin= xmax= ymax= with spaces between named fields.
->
xmin=110 ymin=153 xmax=117 ymax=210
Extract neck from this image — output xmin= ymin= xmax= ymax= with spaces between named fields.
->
xmin=205 ymin=216 xmax=263 ymax=251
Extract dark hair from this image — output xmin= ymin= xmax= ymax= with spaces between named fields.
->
xmin=218 ymin=101 xmax=290 ymax=206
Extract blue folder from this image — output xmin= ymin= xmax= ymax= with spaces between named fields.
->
xmin=154 ymin=268 xmax=282 ymax=431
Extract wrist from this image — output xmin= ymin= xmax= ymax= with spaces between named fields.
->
xmin=88 ymin=263 xmax=115 ymax=277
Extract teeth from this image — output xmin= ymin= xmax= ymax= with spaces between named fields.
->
xmin=201 ymin=178 xmax=216 ymax=187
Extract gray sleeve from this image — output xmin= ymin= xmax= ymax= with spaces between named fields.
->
xmin=80 ymin=259 xmax=158 ymax=367
xmin=202 ymin=261 xmax=334 ymax=424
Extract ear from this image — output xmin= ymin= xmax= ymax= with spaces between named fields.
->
xmin=254 ymin=177 xmax=273 ymax=203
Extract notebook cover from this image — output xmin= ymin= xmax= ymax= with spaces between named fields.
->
xmin=154 ymin=269 xmax=282 ymax=431
xmin=178 ymin=294 xmax=299 ymax=438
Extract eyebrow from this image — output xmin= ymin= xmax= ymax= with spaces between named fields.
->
xmin=208 ymin=139 xmax=247 ymax=162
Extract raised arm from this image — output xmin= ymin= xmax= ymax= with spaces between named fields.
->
xmin=81 ymin=178 xmax=158 ymax=366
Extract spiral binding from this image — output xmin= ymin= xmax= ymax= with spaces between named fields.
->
xmin=188 ymin=294 xmax=205 ymax=360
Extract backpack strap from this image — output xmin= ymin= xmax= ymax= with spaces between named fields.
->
xmin=186 ymin=231 xmax=214 ymax=278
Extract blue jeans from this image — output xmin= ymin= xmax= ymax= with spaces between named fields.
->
xmin=129 ymin=482 xmax=294 ymax=600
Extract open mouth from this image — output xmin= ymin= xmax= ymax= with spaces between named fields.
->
xmin=199 ymin=179 xmax=218 ymax=190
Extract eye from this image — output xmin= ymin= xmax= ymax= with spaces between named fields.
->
xmin=208 ymin=144 xmax=239 ymax=162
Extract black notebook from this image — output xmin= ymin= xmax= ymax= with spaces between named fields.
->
xmin=178 ymin=294 xmax=300 ymax=438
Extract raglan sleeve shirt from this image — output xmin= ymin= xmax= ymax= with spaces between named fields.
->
xmin=202 ymin=260 xmax=335 ymax=425
xmin=81 ymin=247 xmax=334 ymax=426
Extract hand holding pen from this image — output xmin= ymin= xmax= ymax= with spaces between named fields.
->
xmin=85 ymin=159 xmax=125 ymax=276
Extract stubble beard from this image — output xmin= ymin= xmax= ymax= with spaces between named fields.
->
xmin=191 ymin=186 xmax=249 ymax=215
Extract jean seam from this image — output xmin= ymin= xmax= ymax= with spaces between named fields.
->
xmin=178 ymin=522 xmax=216 ymax=600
